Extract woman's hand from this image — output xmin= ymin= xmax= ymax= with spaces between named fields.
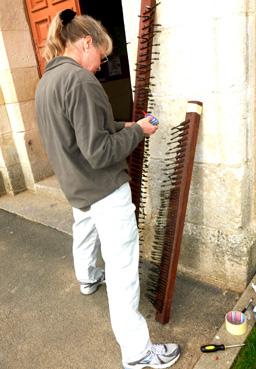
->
xmin=136 ymin=116 xmax=158 ymax=137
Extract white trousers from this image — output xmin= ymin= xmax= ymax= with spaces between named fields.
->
xmin=72 ymin=182 xmax=151 ymax=362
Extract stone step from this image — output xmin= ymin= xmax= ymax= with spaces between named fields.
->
xmin=34 ymin=176 xmax=68 ymax=203
xmin=0 ymin=188 xmax=73 ymax=236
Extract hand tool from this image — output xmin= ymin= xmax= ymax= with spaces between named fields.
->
xmin=200 ymin=343 xmax=246 ymax=353
xmin=241 ymin=298 xmax=254 ymax=313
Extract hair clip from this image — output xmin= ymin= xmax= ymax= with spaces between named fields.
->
xmin=60 ymin=9 xmax=76 ymax=26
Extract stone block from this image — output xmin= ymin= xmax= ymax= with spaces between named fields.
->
xmin=194 ymin=92 xmax=247 ymax=166
xmin=0 ymin=170 xmax=6 ymax=196
xmin=11 ymin=67 xmax=39 ymax=103
xmin=14 ymin=129 xmax=53 ymax=185
xmin=152 ymin=15 xmax=246 ymax=99
xmin=0 ymin=165 xmax=11 ymax=193
xmin=0 ymin=85 xmax=4 ymax=105
xmin=247 ymin=0 xmax=256 ymax=13
xmin=0 ymin=143 xmax=26 ymax=195
xmin=6 ymin=162 xmax=26 ymax=194
xmin=0 ymin=0 xmax=29 ymax=31
xmin=6 ymin=100 xmax=37 ymax=133
xmin=158 ymin=0 xmax=246 ymax=27
xmin=0 ymin=104 xmax=11 ymax=134
xmin=0 ymin=31 xmax=10 ymax=71
xmin=179 ymin=222 xmax=255 ymax=292
xmin=158 ymin=0 xmax=211 ymax=28
xmin=0 ymin=67 xmax=39 ymax=104
xmin=0 ymin=130 xmax=34 ymax=190
xmin=31 ymin=159 xmax=54 ymax=183
xmin=186 ymin=163 xmax=246 ymax=230
xmin=0 ymin=69 xmax=17 ymax=103
xmin=1 ymin=30 xmax=37 ymax=68
xmin=0 ymin=132 xmax=20 ymax=166
xmin=0 ymin=147 xmax=4 ymax=166
xmin=208 ymin=0 xmax=246 ymax=17
xmin=214 ymin=16 xmax=246 ymax=90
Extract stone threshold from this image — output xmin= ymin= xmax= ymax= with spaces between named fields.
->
xmin=0 ymin=175 xmax=72 ymax=235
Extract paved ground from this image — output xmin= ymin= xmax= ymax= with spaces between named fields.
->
xmin=0 ymin=208 xmax=243 ymax=369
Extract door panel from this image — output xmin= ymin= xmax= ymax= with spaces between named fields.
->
xmin=25 ymin=0 xmax=81 ymax=74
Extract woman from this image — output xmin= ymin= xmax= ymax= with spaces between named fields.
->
xmin=35 ymin=9 xmax=180 ymax=369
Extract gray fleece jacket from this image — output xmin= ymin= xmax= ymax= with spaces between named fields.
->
xmin=35 ymin=57 xmax=144 ymax=209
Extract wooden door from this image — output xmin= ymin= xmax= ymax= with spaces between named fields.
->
xmin=25 ymin=0 xmax=81 ymax=74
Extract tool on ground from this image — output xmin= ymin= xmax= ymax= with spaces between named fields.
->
xmin=225 ymin=310 xmax=247 ymax=335
xmin=200 ymin=343 xmax=246 ymax=353
xmin=241 ymin=298 xmax=254 ymax=313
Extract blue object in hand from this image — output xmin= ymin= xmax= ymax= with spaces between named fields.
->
xmin=144 ymin=112 xmax=159 ymax=126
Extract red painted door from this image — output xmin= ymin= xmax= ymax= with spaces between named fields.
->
xmin=25 ymin=0 xmax=81 ymax=74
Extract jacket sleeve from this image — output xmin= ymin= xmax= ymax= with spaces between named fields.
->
xmin=115 ymin=121 xmax=125 ymax=131
xmin=66 ymin=80 xmax=144 ymax=169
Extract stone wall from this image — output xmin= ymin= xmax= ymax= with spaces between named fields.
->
xmin=122 ymin=0 xmax=256 ymax=291
xmin=0 ymin=0 xmax=52 ymax=195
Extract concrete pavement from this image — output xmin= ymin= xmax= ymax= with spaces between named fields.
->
xmin=0 ymin=190 xmax=254 ymax=369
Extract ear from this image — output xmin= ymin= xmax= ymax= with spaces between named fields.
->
xmin=84 ymin=35 xmax=93 ymax=49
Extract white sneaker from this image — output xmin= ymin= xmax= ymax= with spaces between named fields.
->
xmin=80 ymin=272 xmax=105 ymax=295
xmin=123 ymin=343 xmax=181 ymax=369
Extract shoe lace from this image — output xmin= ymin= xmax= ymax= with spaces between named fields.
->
xmin=151 ymin=344 xmax=166 ymax=355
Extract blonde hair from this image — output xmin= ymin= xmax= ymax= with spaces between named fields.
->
xmin=43 ymin=12 xmax=113 ymax=62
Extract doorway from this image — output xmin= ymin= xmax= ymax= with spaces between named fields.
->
xmin=80 ymin=0 xmax=133 ymax=121
xmin=25 ymin=0 xmax=133 ymax=121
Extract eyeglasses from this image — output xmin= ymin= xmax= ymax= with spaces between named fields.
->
xmin=101 ymin=55 xmax=108 ymax=65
